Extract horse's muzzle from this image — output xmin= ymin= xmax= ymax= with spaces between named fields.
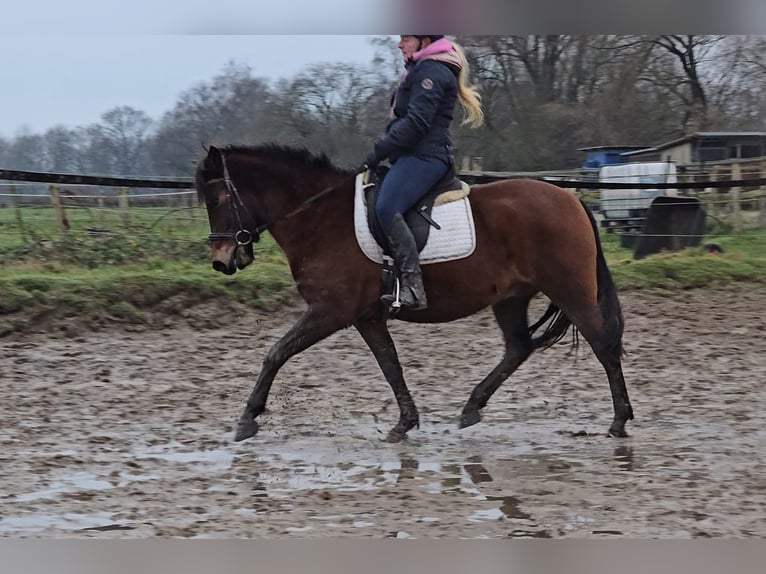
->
xmin=212 ymin=260 xmax=236 ymax=275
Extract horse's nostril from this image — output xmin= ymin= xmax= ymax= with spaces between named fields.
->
xmin=212 ymin=261 xmax=227 ymax=273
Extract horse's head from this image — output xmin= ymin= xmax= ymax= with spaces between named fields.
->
xmin=195 ymin=146 xmax=257 ymax=275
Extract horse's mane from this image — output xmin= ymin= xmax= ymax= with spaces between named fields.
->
xmin=222 ymin=143 xmax=348 ymax=175
xmin=196 ymin=143 xmax=350 ymax=203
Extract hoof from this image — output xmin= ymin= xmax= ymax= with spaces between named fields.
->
xmin=385 ymin=429 xmax=408 ymax=443
xmin=459 ymin=409 xmax=482 ymax=429
xmin=234 ymin=418 xmax=260 ymax=442
xmin=607 ymin=425 xmax=628 ymax=438
xmin=385 ymin=417 xmax=418 ymax=443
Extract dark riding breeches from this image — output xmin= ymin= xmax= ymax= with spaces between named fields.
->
xmin=375 ymin=154 xmax=449 ymax=235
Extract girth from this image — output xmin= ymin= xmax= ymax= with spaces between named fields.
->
xmin=365 ymin=166 xmax=468 ymax=253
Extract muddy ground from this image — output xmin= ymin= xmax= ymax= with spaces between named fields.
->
xmin=1 ymin=285 xmax=765 ymax=538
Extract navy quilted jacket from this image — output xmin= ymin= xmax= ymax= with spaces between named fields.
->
xmin=372 ymin=58 xmax=459 ymax=165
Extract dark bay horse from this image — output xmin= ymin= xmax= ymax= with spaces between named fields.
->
xmin=195 ymin=144 xmax=634 ymax=443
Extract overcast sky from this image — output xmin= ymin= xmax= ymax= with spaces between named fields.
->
xmin=4 ymin=0 xmax=763 ymax=138
xmin=0 ymin=35 xmax=383 ymax=137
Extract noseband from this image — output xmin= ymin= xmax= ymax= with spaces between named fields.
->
xmin=205 ymin=151 xmax=358 ymax=246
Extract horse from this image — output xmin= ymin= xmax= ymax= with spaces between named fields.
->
xmin=195 ymin=144 xmax=634 ymax=443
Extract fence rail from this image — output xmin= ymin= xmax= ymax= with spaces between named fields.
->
xmin=3 ymin=166 xmax=766 ymax=191
xmin=0 ymin=169 xmax=193 ymax=189
xmin=1 ymin=163 xmax=765 ymax=247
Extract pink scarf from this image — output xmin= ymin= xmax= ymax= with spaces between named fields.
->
xmin=412 ymin=37 xmax=461 ymax=68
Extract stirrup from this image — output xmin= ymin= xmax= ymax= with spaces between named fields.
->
xmin=381 ymin=278 xmax=427 ymax=312
xmin=391 ymin=277 xmax=403 ymax=311
xmin=380 ymin=278 xmax=403 ymax=313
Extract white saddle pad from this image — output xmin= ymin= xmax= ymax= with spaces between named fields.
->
xmin=353 ymin=173 xmax=477 ymax=265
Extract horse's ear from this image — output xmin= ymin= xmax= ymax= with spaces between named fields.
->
xmin=206 ymin=145 xmax=224 ymax=173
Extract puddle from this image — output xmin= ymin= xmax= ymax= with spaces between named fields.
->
xmin=0 ymin=431 xmax=658 ymax=537
xmin=81 ymin=524 xmax=135 ymax=532
xmin=0 ymin=512 xmax=125 ymax=534
xmin=509 ymin=528 xmax=552 ymax=538
xmin=353 ymin=520 xmax=375 ymax=528
xmin=267 ymin=462 xmax=398 ymax=494
xmin=11 ymin=472 xmax=113 ymax=503
xmin=249 ymin=453 xmax=505 ymax=498
xmin=613 ymin=446 xmax=635 ymax=471
xmin=485 ymin=495 xmax=532 ymax=520
xmin=2 ymin=389 xmax=759 ymax=539
xmin=463 ymin=458 xmax=493 ymax=483
xmin=135 ymin=442 xmax=235 ymax=470
xmin=468 ymin=508 xmax=505 ymax=522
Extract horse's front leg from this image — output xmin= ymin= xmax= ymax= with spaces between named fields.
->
xmin=234 ymin=309 xmax=342 ymax=442
xmin=354 ymin=317 xmax=419 ymax=442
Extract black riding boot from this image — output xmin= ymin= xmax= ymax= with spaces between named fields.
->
xmin=380 ymin=213 xmax=428 ymax=311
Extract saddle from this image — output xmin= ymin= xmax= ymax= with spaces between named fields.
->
xmin=364 ymin=165 xmax=470 ymax=253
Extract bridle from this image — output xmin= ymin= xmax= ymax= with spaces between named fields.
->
xmin=205 ymin=153 xmax=264 ymax=246
xmin=205 ymin=151 xmax=358 ymax=246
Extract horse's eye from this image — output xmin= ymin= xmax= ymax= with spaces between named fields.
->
xmin=204 ymin=189 xmax=220 ymax=208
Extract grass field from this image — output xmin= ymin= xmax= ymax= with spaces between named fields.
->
xmin=0 ymin=203 xmax=207 ymax=248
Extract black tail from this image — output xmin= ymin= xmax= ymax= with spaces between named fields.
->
xmin=582 ymin=200 xmax=624 ymax=355
xmin=530 ymin=200 xmax=624 ymax=354
xmin=529 ymin=301 xmax=573 ymax=351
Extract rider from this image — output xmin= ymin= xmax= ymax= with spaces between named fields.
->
xmin=363 ymin=35 xmax=484 ymax=311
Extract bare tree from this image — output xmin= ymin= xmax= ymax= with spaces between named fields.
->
xmin=4 ymin=129 xmax=46 ymax=171
xmin=0 ymin=136 xmax=9 ymax=166
xmin=43 ymin=125 xmax=81 ymax=172
xmin=149 ymin=62 xmax=274 ymax=175
xmin=100 ymin=106 xmax=153 ymax=174
xmin=647 ymin=35 xmax=725 ymax=132
xmin=282 ymin=63 xmax=388 ymax=163
xmin=704 ymin=36 xmax=766 ymax=130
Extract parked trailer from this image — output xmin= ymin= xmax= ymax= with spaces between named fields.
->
xmin=599 ymin=161 xmax=677 ymax=231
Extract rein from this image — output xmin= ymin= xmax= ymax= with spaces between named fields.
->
xmin=206 ymin=153 xmax=358 ymax=246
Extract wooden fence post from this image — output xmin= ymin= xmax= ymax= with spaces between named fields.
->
xmin=760 ymin=158 xmax=766 ymax=228
xmin=119 ymin=188 xmax=130 ymax=229
xmin=97 ymin=193 xmax=106 ymax=229
xmin=731 ymin=162 xmax=742 ymax=233
xmin=10 ymin=184 xmax=27 ymax=243
xmin=48 ymin=185 xmax=70 ymax=236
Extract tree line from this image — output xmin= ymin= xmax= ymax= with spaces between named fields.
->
xmin=1 ymin=35 xmax=765 ymax=177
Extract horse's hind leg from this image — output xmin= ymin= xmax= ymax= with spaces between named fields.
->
xmin=234 ymin=309 xmax=343 ymax=442
xmin=460 ymin=296 xmax=534 ymax=429
xmin=589 ymin=328 xmax=633 ymax=437
xmin=567 ymin=307 xmax=634 ymax=437
xmin=601 ymin=356 xmax=633 ymax=437
xmin=354 ymin=317 xmax=419 ymax=442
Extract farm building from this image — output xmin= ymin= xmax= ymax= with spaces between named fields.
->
xmin=579 ymin=131 xmax=766 ymax=241
xmin=620 ymin=132 xmax=766 ymax=164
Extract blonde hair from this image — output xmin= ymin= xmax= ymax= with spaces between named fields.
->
xmin=452 ymin=41 xmax=484 ymax=128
